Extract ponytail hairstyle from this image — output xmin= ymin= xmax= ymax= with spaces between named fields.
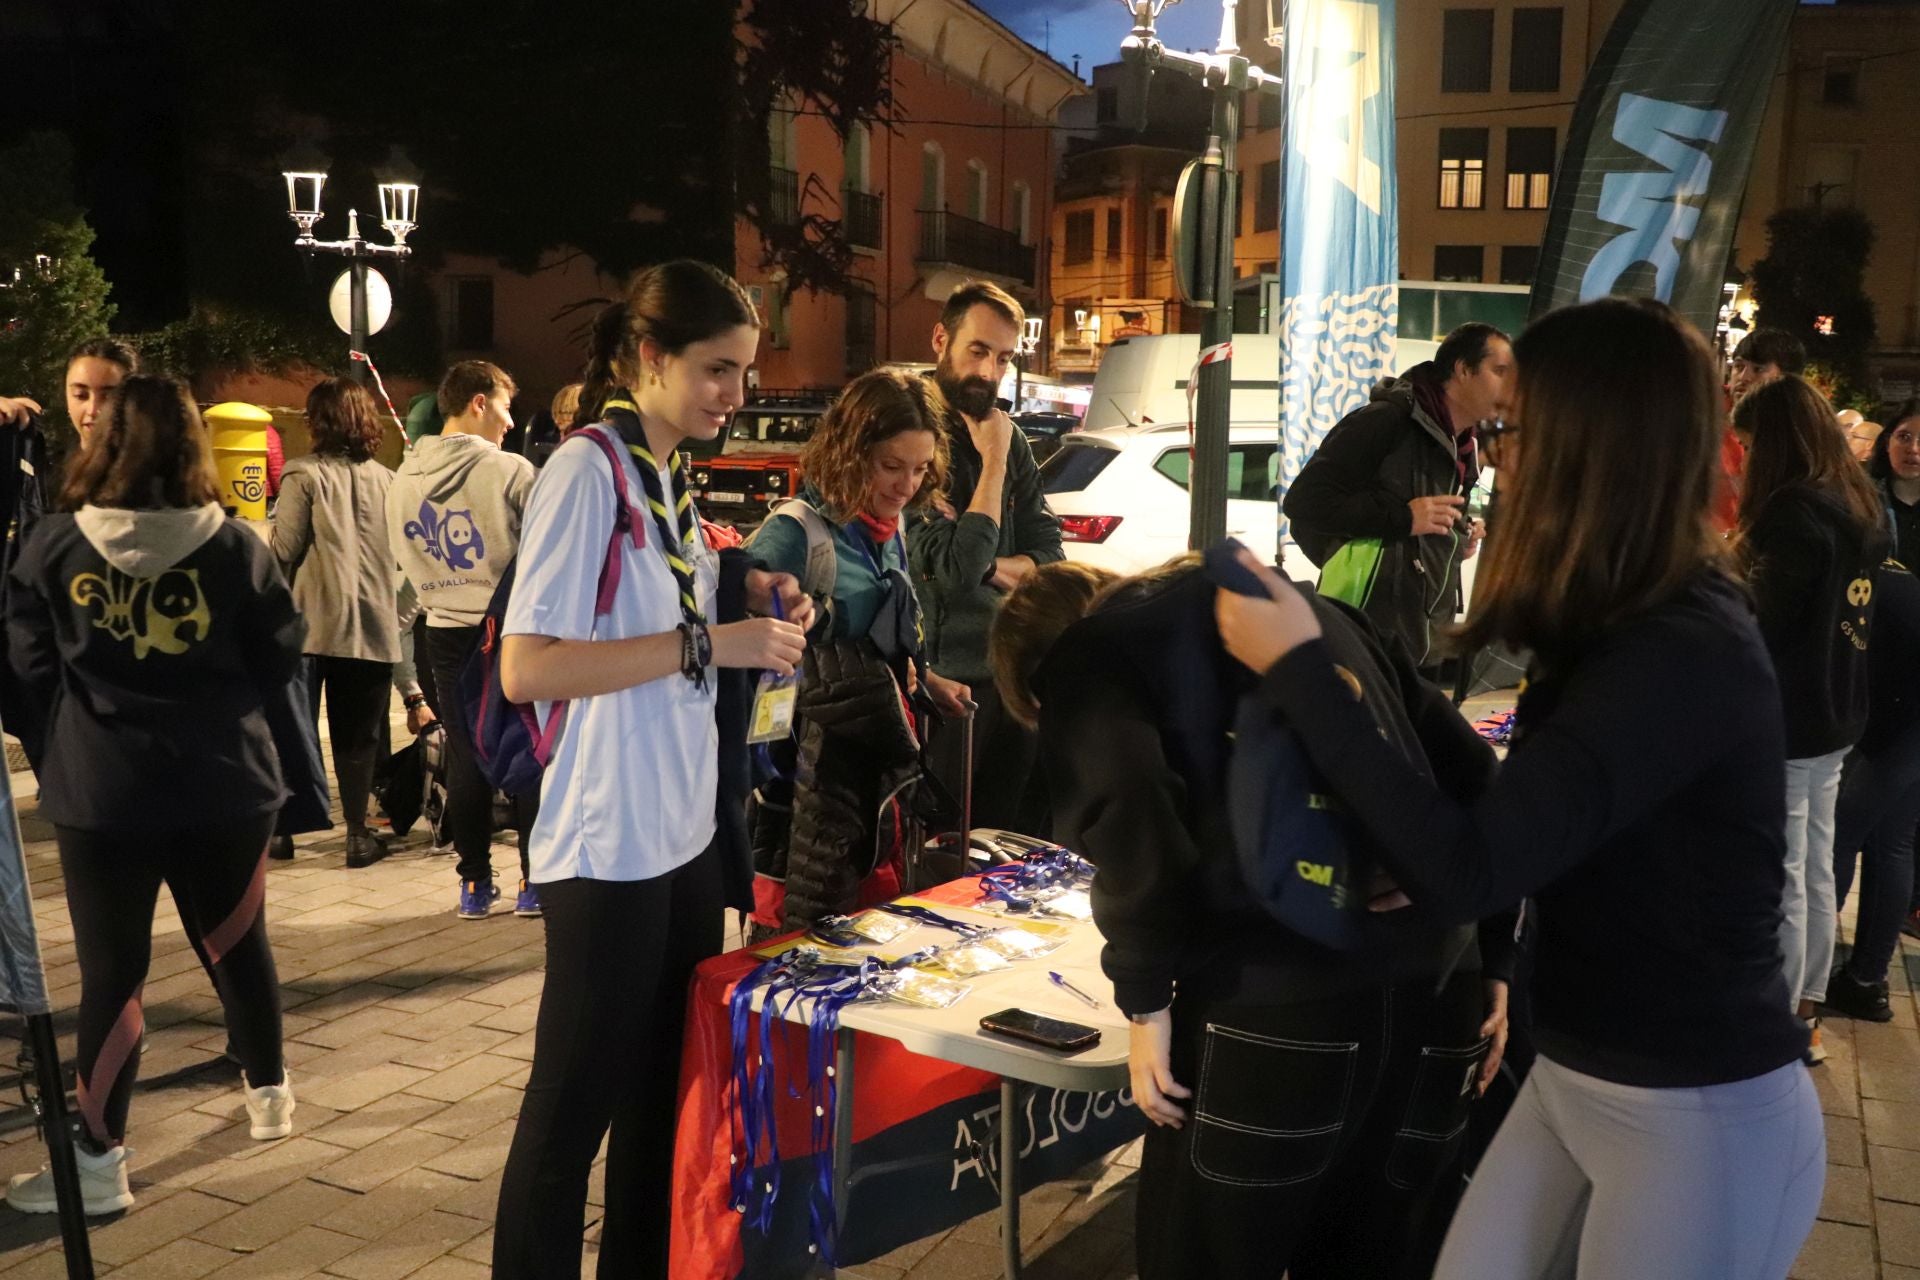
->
xmin=571 ymin=260 xmax=760 ymax=431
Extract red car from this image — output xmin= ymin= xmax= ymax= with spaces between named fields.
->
xmin=687 ymin=391 xmax=832 ymax=529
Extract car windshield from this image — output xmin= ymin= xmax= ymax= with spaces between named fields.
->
xmin=1040 ymin=441 xmax=1118 ymax=494
xmin=721 ymin=410 xmax=819 ymax=455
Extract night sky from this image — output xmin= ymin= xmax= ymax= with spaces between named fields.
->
xmin=976 ymin=0 xmax=1235 ymax=78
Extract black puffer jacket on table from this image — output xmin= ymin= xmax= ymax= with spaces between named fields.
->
xmin=777 ymin=638 xmax=923 ymax=930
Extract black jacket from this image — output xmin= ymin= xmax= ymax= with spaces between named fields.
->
xmin=0 ymin=414 xmax=50 ymax=762
xmin=767 ymin=638 xmax=923 ymax=930
xmin=1861 ymin=558 xmax=1920 ymax=754
xmin=1265 ymin=571 xmax=1808 ymax=1087
xmin=1745 ymin=485 xmax=1886 ymax=758
xmin=1035 ymin=568 xmax=1512 ymax=1017
xmin=1281 ymin=367 xmax=1470 ymax=665
xmin=9 ymin=506 xmax=306 ymax=832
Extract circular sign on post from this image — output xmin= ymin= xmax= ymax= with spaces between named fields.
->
xmin=328 ymin=268 xmax=393 ymax=336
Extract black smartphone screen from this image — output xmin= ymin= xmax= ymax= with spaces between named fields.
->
xmin=979 ymin=1008 xmax=1102 ymax=1051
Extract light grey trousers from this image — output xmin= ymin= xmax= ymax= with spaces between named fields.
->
xmin=1433 ymin=1055 xmax=1825 ymax=1279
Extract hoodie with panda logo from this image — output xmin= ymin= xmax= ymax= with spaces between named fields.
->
xmin=387 ymin=432 xmax=535 ymax=629
xmin=7 ymin=505 xmax=307 ymax=832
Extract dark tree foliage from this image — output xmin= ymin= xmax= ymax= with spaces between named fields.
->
xmin=0 ymin=134 xmax=115 ymax=429
xmin=1750 ymin=204 xmax=1878 ymax=395
xmin=736 ymin=0 xmax=899 ymax=298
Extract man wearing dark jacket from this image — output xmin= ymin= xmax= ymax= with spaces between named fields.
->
xmin=1282 ymin=323 xmax=1511 ymax=667
xmin=909 ymin=280 xmax=1063 ymax=831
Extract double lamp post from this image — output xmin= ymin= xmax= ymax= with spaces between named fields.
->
xmin=280 ymin=170 xmax=420 ymax=385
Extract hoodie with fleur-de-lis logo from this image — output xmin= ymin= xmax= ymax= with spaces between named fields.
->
xmin=7 ymin=505 xmax=307 ymax=832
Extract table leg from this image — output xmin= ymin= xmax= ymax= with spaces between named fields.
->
xmin=826 ymin=1027 xmax=856 ymax=1279
xmin=1000 ymin=1077 xmax=1025 ymax=1279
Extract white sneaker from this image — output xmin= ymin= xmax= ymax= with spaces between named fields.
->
xmin=6 ymin=1143 xmax=133 ymax=1215
xmin=243 ymin=1071 xmax=295 ymax=1140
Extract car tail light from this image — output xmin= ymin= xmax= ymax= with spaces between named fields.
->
xmin=1059 ymin=515 xmax=1122 ymax=543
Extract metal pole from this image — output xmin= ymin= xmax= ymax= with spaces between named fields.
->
xmin=26 ymin=1012 xmax=94 ymax=1279
xmin=827 ymin=1027 xmax=855 ymax=1278
xmin=1189 ymin=58 xmax=1246 ymax=552
xmin=349 ymin=256 xmax=371 ymax=386
xmin=999 ymin=1077 xmax=1024 ymax=1278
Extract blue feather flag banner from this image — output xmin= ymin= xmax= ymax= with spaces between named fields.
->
xmin=1277 ymin=0 xmax=1399 ymax=541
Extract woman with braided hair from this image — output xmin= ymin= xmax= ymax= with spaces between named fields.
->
xmin=491 ymin=260 xmax=812 ymax=1278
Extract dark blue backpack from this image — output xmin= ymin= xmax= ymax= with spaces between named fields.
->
xmin=459 ymin=426 xmax=642 ymax=794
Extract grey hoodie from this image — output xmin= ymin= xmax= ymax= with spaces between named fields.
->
xmin=75 ymin=502 xmax=227 ymax=577
xmin=387 ymin=432 xmax=536 ymax=628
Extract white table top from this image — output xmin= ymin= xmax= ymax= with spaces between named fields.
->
xmin=750 ymin=897 xmax=1132 ymax=1094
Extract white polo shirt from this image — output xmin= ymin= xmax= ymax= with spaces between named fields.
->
xmin=505 ymin=430 xmax=718 ymax=883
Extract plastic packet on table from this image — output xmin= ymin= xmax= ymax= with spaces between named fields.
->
xmin=1033 ymin=888 xmax=1094 ymax=921
xmin=810 ymin=911 xmax=913 ymax=948
xmin=877 ymin=969 xmax=973 ymax=1009
xmin=976 ymin=927 xmax=1066 ymax=961
xmin=918 ymin=943 xmax=1011 ymax=978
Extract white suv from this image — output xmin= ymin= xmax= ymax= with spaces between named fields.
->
xmin=1040 ymin=423 xmax=1299 ymax=575
xmin=1041 ymin=422 xmax=1485 ymax=615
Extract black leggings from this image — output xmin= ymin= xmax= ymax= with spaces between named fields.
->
xmin=57 ymin=815 xmax=284 ymax=1148
xmin=424 ymin=625 xmax=534 ymax=885
xmin=492 ymin=845 xmax=723 ymax=1279
xmin=306 ymin=654 xmax=391 ymax=834
xmin=1136 ymin=972 xmax=1488 ymax=1280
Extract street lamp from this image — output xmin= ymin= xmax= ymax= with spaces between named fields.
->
xmin=1012 ymin=315 xmax=1044 ymax=411
xmin=281 ymin=164 xmax=419 ymax=385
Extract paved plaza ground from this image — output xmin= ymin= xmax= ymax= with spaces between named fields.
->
xmin=0 ymin=699 xmax=1912 ymax=1279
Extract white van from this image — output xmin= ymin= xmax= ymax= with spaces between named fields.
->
xmin=1081 ymin=281 xmax=1529 ymax=433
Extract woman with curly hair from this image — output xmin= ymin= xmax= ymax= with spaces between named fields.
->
xmin=271 ymin=378 xmax=400 ymax=867
xmin=745 ymin=367 xmax=972 ymax=931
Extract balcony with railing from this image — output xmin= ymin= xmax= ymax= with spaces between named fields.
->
xmin=770 ymin=168 xmax=800 ymax=227
xmin=916 ymin=210 xmax=1033 ymax=285
xmin=845 ymin=188 xmax=882 ymax=250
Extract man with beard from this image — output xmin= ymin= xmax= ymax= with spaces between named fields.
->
xmin=909 ymin=280 xmax=1063 ymax=834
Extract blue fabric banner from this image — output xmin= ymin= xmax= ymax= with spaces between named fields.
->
xmin=1277 ymin=0 xmax=1399 ymax=543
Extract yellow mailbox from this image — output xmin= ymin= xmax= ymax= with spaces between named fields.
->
xmin=203 ymin=402 xmax=273 ymax=520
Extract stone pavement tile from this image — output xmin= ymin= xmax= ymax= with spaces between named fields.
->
xmin=866 ymin=1230 xmax=945 ymax=1272
xmin=465 ymin=971 xmax=546 ymax=1009
xmin=0 ymin=1247 xmax=76 ymax=1280
xmin=194 ymin=1136 xmax=352 ymax=1206
xmin=1863 ymin=1059 xmax=1920 ymax=1104
xmin=312 ymin=1127 xmax=460 ymax=1194
xmin=386 ymin=997 xmax=511 ymax=1045
xmin=316 ymin=1168 xmax=473 ymax=1241
xmin=282 ymin=981 xmax=407 ymax=1021
xmin=289 ymin=1006 xmax=413 ymax=1052
xmin=193 ymin=1177 xmax=358 ymax=1252
xmin=433 ymin=1171 xmax=502 ymax=1221
xmin=420 ymin=1127 xmax=513 ymax=1182
xmin=475 ymin=1003 xmax=538 ymax=1035
xmin=1790 ymin=1219 xmax=1875 ymax=1280
xmin=299 ymin=1062 xmax=435 ymax=1115
xmin=1828 ymin=1114 xmax=1872 ymax=1172
xmin=403 ymin=1052 xmax=524 ymax=1104
xmin=1866 ymin=1100 xmax=1920 ymax=1153
xmin=388 ymin=1023 xmax=513 ymax=1072
xmin=391 ymin=1257 xmax=491 ymax=1280
xmin=200 ymin=1224 xmax=362 ymax=1280
xmin=1887 ymin=1268 xmax=1920 ymax=1279
xmin=1879 ymin=1146 xmax=1920 ymax=1206
xmin=952 ymin=1181 xmax=1079 ymax=1251
xmin=489 ymin=1030 xmax=537 ymax=1063
xmin=1818 ymin=1163 xmax=1873 ymax=1226
xmin=1813 ymin=1062 xmax=1862 ymax=1119
xmin=304 ymin=1092 xmax=449 ymax=1153
xmin=106 ymin=1237 xmax=239 ymax=1280
xmin=903 ymin=1235 xmax=1008 ymax=1280
xmin=1885 ymin=1199 xmax=1920 ymax=1269
xmin=322 ymin=1209 xmax=487 ymax=1280
xmin=1857 ymin=1022 xmax=1920 ymax=1066
xmin=373 ymin=976 xmax=490 ymax=1017
xmin=448 ymin=1227 xmax=492 ymax=1263
xmin=89 ymin=1188 xmax=239 ymax=1266
xmin=412 ymin=1085 xmax=521 ymax=1142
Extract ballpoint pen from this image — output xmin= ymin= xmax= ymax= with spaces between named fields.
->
xmin=1048 ymin=971 xmax=1102 ymax=1010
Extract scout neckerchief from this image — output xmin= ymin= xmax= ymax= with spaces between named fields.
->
xmin=603 ymin=397 xmax=708 ymax=688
